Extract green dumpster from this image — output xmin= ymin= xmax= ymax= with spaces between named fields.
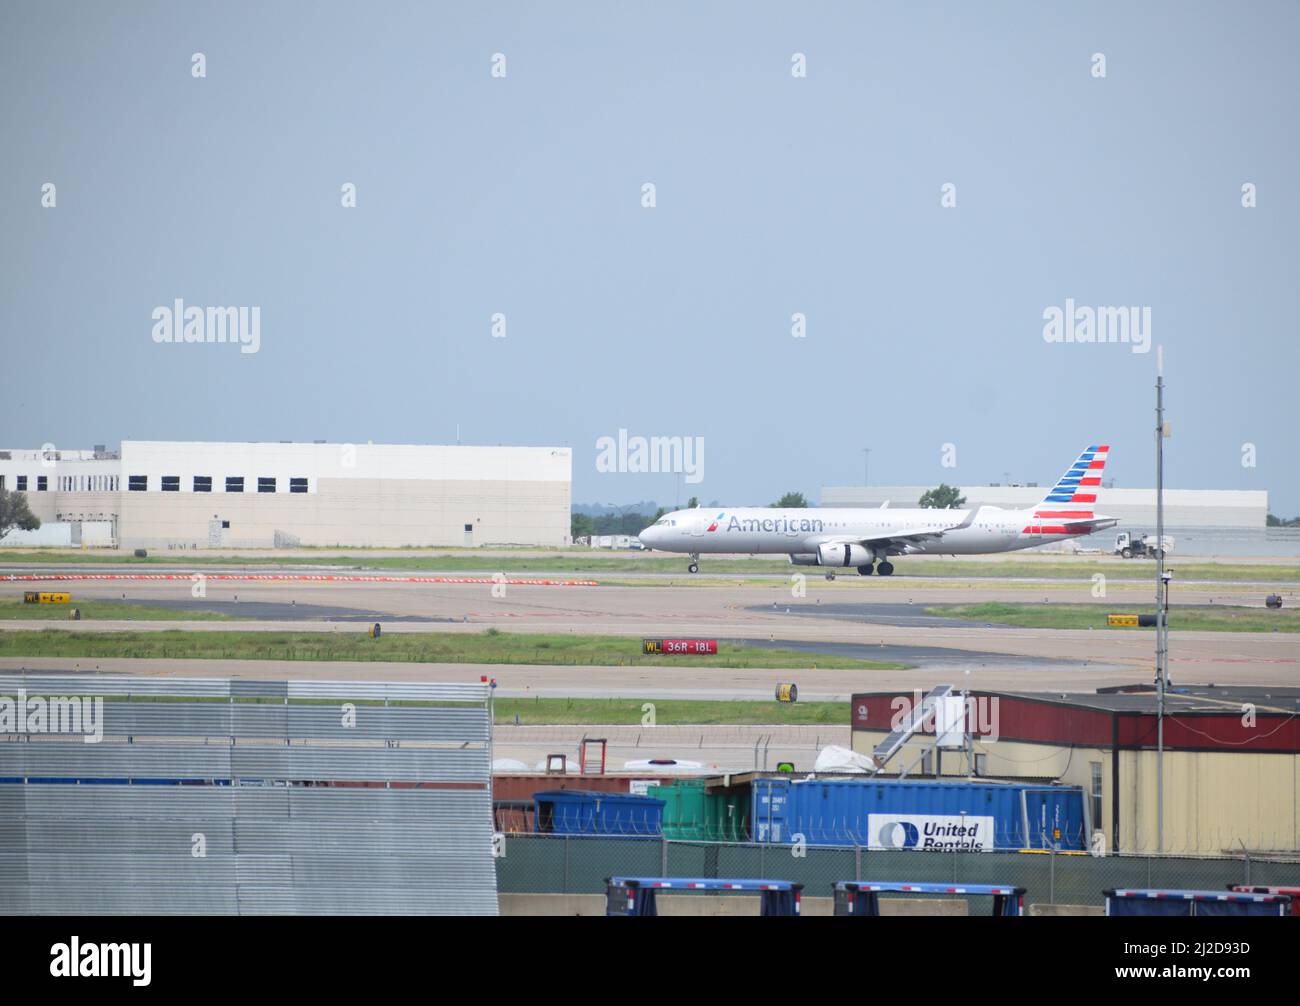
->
xmin=649 ymin=780 xmax=750 ymax=841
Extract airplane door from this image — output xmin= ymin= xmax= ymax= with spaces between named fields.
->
xmin=687 ymin=511 xmax=707 ymax=537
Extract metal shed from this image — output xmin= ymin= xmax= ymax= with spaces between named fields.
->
xmin=0 ymin=674 xmax=498 ymax=915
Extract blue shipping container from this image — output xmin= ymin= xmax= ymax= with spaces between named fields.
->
xmin=751 ymin=778 xmax=1089 ymax=851
xmin=533 ymin=790 xmax=665 ymax=837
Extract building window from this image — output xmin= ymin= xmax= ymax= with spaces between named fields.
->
xmin=257 ymin=477 xmax=276 ymax=494
xmin=464 ymin=524 xmax=473 ymax=533
xmin=289 ymin=477 xmax=308 ymax=494
xmin=225 ymin=477 xmax=244 ymax=493
xmin=37 ymin=476 xmax=48 ymax=491
xmin=161 ymin=476 xmax=180 ymax=492
xmin=194 ymin=476 xmax=212 ymax=493
xmin=128 ymin=475 xmax=147 ymax=492
xmin=221 ymin=520 xmax=230 ymax=529
xmin=16 ymin=476 xmax=27 ymax=491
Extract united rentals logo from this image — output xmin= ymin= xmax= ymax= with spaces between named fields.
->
xmin=869 ymin=814 xmax=995 ymax=851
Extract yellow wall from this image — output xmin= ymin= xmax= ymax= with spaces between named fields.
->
xmin=853 ymin=729 xmax=1299 ymax=854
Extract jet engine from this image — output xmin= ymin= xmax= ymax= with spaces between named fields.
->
xmin=816 ymin=542 xmax=875 ymax=567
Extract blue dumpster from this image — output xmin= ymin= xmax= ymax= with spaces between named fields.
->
xmin=753 ymin=777 xmax=1089 ymax=850
xmin=533 ymin=790 xmax=664 ymax=836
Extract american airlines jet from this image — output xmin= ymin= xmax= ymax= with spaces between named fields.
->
xmin=637 ymin=445 xmax=1119 ymax=576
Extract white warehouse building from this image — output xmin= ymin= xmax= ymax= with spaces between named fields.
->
xmin=0 ymin=441 xmax=572 ymax=549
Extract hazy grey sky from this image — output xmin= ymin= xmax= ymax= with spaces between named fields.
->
xmin=2 ymin=2 xmax=1297 ymax=511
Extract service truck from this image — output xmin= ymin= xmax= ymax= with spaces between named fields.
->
xmin=1114 ymin=531 xmax=1174 ymax=559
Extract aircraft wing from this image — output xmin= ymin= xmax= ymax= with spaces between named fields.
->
xmin=809 ymin=508 xmax=976 ymax=548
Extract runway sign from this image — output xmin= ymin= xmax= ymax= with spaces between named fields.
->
xmin=642 ymin=638 xmax=719 ymax=655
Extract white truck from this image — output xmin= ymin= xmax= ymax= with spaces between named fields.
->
xmin=1114 ymin=531 xmax=1174 ymax=559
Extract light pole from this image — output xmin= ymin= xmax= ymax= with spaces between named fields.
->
xmin=862 ymin=448 xmax=871 ymax=487
xmin=1155 ymin=347 xmax=1170 ymax=853
xmin=607 ymin=502 xmax=636 ymax=536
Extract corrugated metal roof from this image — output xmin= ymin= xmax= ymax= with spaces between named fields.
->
xmin=0 ymin=675 xmax=497 ymax=915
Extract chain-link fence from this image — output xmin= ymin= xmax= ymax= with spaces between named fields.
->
xmin=496 ymin=834 xmax=1300 ymax=910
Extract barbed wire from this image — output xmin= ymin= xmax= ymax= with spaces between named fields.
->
xmin=494 ymin=809 xmax=1300 ymax=858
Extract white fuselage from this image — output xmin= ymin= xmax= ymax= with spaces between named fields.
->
xmin=638 ymin=505 xmax=1107 ymax=558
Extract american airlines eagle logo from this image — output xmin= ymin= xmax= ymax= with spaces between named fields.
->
xmin=706 ymin=512 xmax=725 ymax=531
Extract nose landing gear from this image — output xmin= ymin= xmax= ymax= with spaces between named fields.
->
xmin=687 ymin=554 xmax=699 ymax=574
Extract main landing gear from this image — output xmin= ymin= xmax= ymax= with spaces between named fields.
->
xmin=687 ymin=554 xmax=699 ymax=574
xmin=856 ymin=561 xmax=895 ymax=576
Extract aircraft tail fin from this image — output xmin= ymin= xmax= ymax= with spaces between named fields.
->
xmin=1037 ymin=445 xmax=1109 ymax=507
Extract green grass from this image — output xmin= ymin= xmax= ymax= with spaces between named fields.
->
xmin=3 ymin=549 xmax=1297 ymax=581
xmin=926 ymin=601 xmax=1300 ymax=632
xmin=0 ymin=628 xmax=910 ymax=668
xmin=493 ymin=697 xmax=843 ymax=725
xmin=0 ymin=690 xmax=841 ymax=724
xmin=0 ymin=599 xmax=233 ymax=621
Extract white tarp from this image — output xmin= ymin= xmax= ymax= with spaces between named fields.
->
xmin=813 ymin=745 xmax=877 ymax=773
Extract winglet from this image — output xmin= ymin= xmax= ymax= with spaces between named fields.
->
xmin=946 ymin=506 xmax=977 ymax=532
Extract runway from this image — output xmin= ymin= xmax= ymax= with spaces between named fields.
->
xmin=4 ymin=565 xmax=1296 ymax=772
xmin=2 ymin=573 xmax=1297 ymax=689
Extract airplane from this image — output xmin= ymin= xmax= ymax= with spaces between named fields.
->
xmin=636 ymin=444 xmax=1119 ymax=576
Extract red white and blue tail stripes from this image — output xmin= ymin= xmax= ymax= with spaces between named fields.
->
xmin=1041 ymin=445 xmax=1109 ymax=505
xmin=1025 ymin=445 xmax=1111 ymax=535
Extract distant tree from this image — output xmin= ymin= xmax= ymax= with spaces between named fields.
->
xmin=918 ymin=484 xmax=967 ymax=509
xmin=0 ymin=487 xmax=41 ymax=540
xmin=1267 ymin=513 xmax=1300 ymax=528
xmin=771 ymin=492 xmax=809 ymax=509
xmin=570 ymin=512 xmax=594 ymax=539
xmin=687 ymin=496 xmax=699 ymax=509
